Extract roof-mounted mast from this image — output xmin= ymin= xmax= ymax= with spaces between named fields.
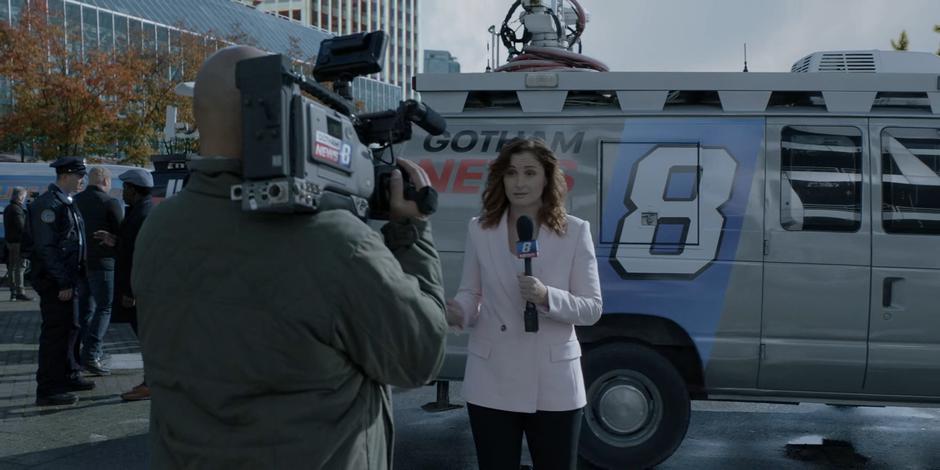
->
xmin=496 ymin=0 xmax=608 ymax=72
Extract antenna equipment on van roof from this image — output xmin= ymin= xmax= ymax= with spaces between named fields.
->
xmin=743 ymin=43 xmax=749 ymax=72
xmin=496 ymin=0 xmax=608 ymax=72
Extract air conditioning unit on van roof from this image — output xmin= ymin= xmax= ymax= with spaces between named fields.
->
xmin=791 ymin=50 xmax=940 ymax=73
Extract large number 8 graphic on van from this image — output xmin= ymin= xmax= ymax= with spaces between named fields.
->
xmin=611 ymin=146 xmax=737 ymax=277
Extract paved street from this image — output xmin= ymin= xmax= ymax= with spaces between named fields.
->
xmin=0 ymin=288 xmax=149 ymax=469
xmin=2 ymin=289 xmax=940 ymax=469
xmin=393 ymin=384 xmax=940 ymax=470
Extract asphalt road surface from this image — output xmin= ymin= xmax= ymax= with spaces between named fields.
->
xmin=393 ymin=382 xmax=940 ymax=470
xmin=2 ymin=374 xmax=938 ymax=469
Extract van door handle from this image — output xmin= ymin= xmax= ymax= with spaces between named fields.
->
xmin=882 ymin=277 xmax=903 ymax=308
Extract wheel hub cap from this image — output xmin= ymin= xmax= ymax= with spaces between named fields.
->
xmin=598 ymin=383 xmax=651 ymax=434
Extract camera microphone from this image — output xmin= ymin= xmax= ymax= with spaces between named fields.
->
xmin=516 ymin=215 xmax=539 ymax=333
xmin=402 ymin=101 xmax=447 ymax=136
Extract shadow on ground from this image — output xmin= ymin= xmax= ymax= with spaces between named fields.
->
xmin=0 ymin=433 xmax=149 ymax=469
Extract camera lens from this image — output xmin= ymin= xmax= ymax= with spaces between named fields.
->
xmin=268 ymin=184 xmax=281 ymax=198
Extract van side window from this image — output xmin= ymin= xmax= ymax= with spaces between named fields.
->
xmin=881 ymin=128 xmax=940 ymax=235
xmin=780 ymin=126 xmax=863 ymax=232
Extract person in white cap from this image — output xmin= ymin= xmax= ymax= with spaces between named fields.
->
xmin=93 ymin=167 xmax=154 ymax=401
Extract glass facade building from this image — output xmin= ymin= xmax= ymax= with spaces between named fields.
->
xmin=0 ymin=0 xmax=401 ymax=113
xmin=424 ymin=49 xmax=460 ymax=74
xmin=238 ymin=0 xmax=418 ymax=100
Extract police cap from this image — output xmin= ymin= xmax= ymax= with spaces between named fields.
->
xmin=50 ymin=157 xmax=87 ymax=176
xmin=118 ymin=169 xmax=154 ymax=189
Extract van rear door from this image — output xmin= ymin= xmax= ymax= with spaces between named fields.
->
xmin=865 ymin=120 xmax=940 ymax=398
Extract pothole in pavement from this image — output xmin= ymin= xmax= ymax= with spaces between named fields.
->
xmin=784 ymin=435 xmax=869 ymax=467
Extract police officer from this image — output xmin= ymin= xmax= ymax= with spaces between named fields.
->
xmin=31 ymin=157 xmax=96 ymax=407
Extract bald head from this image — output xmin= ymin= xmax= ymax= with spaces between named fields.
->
xmin=88 ymin=166 xmax=112 ymax=191
xmin=193 ymin=45 xmax=267 ymax=160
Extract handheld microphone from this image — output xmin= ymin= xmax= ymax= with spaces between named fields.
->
xmin=516 ymin=215 xmax=539 ymax=333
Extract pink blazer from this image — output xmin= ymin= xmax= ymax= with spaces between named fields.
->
xmin=454 ymin=212 xmax=602 ymax=413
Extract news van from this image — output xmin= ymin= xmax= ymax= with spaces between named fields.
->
xmin=403 ymin=50 xmax=940 ymax=469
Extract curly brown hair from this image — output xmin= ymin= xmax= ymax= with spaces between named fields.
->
xmin=479 ymin=138 xmax=568 ymax=235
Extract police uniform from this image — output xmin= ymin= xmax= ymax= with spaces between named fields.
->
xmin=31 ymin=157 xmax=94 ymax=405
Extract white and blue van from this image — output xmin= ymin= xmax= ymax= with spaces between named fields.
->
xmin=405 ymin=50 xmax=940 ymax=469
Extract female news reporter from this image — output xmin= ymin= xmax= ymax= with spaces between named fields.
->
xmin=446 ymin=138 xmax=602 ymax=470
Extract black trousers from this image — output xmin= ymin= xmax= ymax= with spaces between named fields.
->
xmin=73 ymin=275 xmax=89 ymax=364
xmin=127 ymin=304 xmax=146 ymax=386
xmin=467 ymin=403 xmax=583 ymax=470
xmin=36 ymin=286 xmax=81 ymax=397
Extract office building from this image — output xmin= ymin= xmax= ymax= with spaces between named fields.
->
xmin=0 ymin=0 xmax=401 ymax=112
xmin=424 ymin=49 xmax=460 ymax=74
xmin=237 ymin=0 xmax=418 ymax=99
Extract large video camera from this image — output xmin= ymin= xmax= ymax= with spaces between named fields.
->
xmin=231 ymin=31 xmax=445 ymax=219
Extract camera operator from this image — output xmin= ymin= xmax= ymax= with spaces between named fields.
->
xmin=131 ymin=46 xmax=448 ymax=469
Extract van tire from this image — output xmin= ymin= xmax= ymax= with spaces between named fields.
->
xmin=579 ymin=342 xmax=691 ymax=469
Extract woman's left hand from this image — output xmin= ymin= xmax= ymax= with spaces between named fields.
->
xmin=518 ymin=274 xmax=549 ymax=306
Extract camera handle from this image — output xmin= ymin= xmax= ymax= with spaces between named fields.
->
xmin=382 ymin=139 xmax=438 ymax=217
xmin=295 ymin=73 xmax=355 ymax=117
xmin=405 ymin=183 xmax=438 ymax=216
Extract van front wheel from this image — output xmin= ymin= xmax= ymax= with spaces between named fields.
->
xmin=579 ymin=342 xmax=691 ymax=469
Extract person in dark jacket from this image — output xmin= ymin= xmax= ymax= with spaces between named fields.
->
xmin=4 ymin=186 xmax=32 ymax=301
xmin=94 ymin=168 xmax=153 ymax=401
xmin=74 ymin=166 xmax=123 ymax=376
xmin=31 ymin=157 xmax=96 ymax=407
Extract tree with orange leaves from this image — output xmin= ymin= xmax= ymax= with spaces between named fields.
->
xmin=98 ymin=27 xmax=219 ymax=164
xmin=0 ymin=1 xmax=259 ymax=164
xmin=0 ymin=0 xmax=134 ymax=160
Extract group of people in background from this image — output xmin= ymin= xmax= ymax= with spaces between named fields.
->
xmin=2 ymin=159 xmax=154 ymax=406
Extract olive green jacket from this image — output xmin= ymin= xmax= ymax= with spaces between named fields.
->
xmin=133 ymin=157 xmax=447 ymax=469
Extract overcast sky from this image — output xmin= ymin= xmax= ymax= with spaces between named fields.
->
xmin=420 ymin=0 xmax=940 ymax=73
